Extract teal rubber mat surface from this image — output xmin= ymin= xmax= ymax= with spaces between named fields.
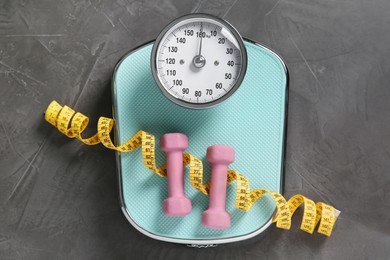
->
xmin=112 ymin=40 xmax=287 ymax=241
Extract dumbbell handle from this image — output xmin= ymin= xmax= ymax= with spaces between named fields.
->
xmin=202 ymin=145 xmax=234 ymax=229
xmin=208 ymin=164 xmax=229 ymax=210
xmin=160 ymin=133 xmax=191 ymax=216
xmin=166 ymin=151 xmax=185 ymax=197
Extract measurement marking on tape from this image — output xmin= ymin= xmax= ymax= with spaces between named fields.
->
xmin=44 ymin=100 xmax=339 ymax=236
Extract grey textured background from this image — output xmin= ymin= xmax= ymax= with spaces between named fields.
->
xmin=1 ymin=0 xmax=389 ymax=259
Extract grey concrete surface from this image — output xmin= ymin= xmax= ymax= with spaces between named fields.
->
xmin=1 ymin=0 xmax=390 ymax=259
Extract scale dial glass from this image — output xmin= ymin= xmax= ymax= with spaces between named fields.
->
xmin=151 ymin=14 xmax=247 ymax=109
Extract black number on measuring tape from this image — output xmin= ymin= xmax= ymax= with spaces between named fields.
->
xmin=215 ymin=83 xmax=223 ymax=89
xmin=195 ymin=91 xmax=202 ymax=97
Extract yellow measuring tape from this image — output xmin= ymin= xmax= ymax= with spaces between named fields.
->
xmin=45 ymin=100 xmax=339 ymax=236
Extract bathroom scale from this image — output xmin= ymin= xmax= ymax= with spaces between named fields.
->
xmin=111 ymin=14 xmax=288 ymax=246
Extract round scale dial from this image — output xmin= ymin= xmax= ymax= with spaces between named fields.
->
xmin=151 ymin=14 xmax=247 ymax=109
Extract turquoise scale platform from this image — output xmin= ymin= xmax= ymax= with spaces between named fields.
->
xmin=112 ymin=40 xmax=288 ymax=244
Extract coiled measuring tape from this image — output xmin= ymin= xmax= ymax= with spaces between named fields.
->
xmin=45 ymin=100 xmax=340 ymax=236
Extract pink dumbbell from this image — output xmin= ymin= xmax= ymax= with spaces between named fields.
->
xmin=202 ymin=145 xmax=235 ymax=229
xmin=160 ymin=133 xmax=192 ymax=216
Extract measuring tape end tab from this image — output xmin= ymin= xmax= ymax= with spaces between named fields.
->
xmin=334 ymin=209 xmax=341 ymax=218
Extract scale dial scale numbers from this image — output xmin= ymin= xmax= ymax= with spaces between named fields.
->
xmin=151 ymin=14 xmax=247 ymax=109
